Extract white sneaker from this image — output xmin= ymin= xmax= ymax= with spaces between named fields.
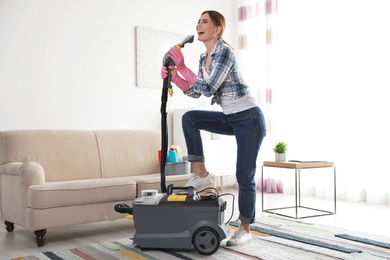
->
xmin=185 ymin=173 xmax=212 ymax=189
xmin=227 ymin=226 xmax=252 ymax=246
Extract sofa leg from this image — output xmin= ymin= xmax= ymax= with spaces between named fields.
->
xmin=34 ymin=229 xmax=47 ymax=247
xmin=4 ymin=221 xmax=15 ymax=232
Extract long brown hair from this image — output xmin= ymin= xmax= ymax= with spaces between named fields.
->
xmin=202 ymin=10 xmax=233 ymax=49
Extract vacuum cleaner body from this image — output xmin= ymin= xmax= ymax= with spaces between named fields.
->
xmin=132 ymin=186 xmax=229 ymax=255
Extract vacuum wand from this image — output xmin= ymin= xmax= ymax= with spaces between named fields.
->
xmin=160 ymin=34 xmax=194 ymax=193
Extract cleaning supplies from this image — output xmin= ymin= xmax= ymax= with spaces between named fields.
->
xmin=175 ymin=145 xmax=183 ymax=162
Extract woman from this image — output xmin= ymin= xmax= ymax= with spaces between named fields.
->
xmin=161 ymin=10 xmax=266 ymax=246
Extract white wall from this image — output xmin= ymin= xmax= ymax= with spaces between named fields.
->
xmin=0 ymin=0 xmax=237 ymax=131
xmin=272 ymin=0 xmax=390 ymax=203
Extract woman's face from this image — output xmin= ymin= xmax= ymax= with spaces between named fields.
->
xmin=196 ymin=12 xmax=219 ymax=42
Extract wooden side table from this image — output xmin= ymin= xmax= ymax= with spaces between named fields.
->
xmin=261 ymin=161 xmax=336 ymax=219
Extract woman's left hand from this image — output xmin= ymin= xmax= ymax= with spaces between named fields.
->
xmin=169 ymin=66 xmax=191 ymax=91
xmin=160 ymin=66 xmax=168 ymax=79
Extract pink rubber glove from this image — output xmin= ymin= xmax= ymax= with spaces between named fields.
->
xmin=161 ymin=66 xmax=168 ymax=79
xmin=169 ymin=66 xmax=190 ymax=91
xmin=170 ymin=46 xmax=197 ymax=83
xmin=161 ymin=66 xmax=190 ymax=91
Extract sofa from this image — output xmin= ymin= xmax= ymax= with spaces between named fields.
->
xmin=0 ymin=129 xmax=200 ymax=247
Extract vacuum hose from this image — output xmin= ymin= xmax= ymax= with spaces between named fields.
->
xmin=160 ymin=35 xmax=194 ymax=193
xmin=114 ymin=35 xmax=195 ymax=215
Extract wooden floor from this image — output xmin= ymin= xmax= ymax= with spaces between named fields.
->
xmin=2 ymin=189 xmax=390 ymax=259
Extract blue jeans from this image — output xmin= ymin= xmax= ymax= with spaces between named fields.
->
xmin=182 ymin=106 xmax=266 ymax=224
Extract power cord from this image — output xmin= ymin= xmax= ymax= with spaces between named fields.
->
xmin=219 ymin=193 xmax=235 ymax=225
xmin=196 ymin=187 xmax=236 ymax=225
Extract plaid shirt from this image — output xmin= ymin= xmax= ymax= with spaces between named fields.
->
xmin=187 ymin=39 xmax=249 ymax=105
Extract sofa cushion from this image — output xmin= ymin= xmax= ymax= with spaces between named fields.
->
xmin=93 ymin=130 xmax=161 ymax=178
xmin=0 ymin=130 xmax=102 ymax=182
xmin=27 ymin=177 xmax=136 ymax=209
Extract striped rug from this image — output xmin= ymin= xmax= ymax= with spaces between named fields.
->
xmin=15 ymin=216 xmax=390 ymax=260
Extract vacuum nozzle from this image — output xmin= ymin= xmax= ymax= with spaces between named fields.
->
xmin=162 ymin=34 xmax=194 ymax=66
xmin=177 ymin=34 xmax=194 ymax=48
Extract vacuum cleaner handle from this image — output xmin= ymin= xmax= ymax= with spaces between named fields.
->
xmin=167 ymin=184 xmax=196 ymax=196
xmin=114 ymin=203 xmax=133 ymax=214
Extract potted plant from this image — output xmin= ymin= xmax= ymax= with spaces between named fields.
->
xmin=273 ymin=141 xmax=288 ymax=161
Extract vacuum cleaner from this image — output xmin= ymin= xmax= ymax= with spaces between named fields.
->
xmin=115 ymin=35 xmax=231 ymax=255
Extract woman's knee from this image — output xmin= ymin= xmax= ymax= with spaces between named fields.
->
xmin=182 ymin=111 xmax=194 ymax=125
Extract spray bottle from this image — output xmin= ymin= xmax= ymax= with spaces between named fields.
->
xmin=167 ymin=145 xmax=177 ymax=163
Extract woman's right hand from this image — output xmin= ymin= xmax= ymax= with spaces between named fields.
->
xmin=170 ymin=46 xmax=185 ymax=70
xmin=169 ymin=46 xmax=196 ymax=83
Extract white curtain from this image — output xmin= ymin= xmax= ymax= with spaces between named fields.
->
xmin=236 ymin=0 xmax=279 ymax=156
xmin=236 ymin=0 xmax=282 ymax=192
xmin=237 ymin=0 xmax=390 ymax=204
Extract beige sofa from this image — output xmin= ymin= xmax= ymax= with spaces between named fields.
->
xmin=0 ymin=129 xmax=195 ymax=247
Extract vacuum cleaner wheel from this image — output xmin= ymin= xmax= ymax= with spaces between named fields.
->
xmin=192 ymin=227 xmax=220 ymax=255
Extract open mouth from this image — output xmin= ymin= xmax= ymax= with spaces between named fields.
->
xmin=198 ymin=30 xmax=205 ymax=36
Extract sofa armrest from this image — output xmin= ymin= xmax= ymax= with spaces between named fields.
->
xmin=0 ymin=162 xmax=45 ymax=226
xmin=0 ymin=162 xmax=45 ymax=186
xmin=21 ymin=162 xmax=45 ymax=187
xmin=0 ymin=162 xmax=24 ymax=175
